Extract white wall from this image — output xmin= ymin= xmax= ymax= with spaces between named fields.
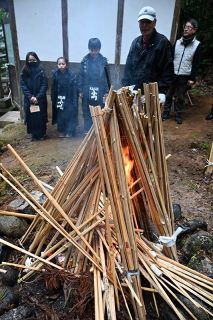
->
xmin=121 ymin=0 xmax=176 ymax=63
xmin=14 ymin=0 xmax=63 ymax=61
xmin=14 ymin=0 xmax=176 ymax=64
xmin=68 ymin=0 xmax=117 ymax=63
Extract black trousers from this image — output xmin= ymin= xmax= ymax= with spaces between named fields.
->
xmin=82 ymin=97 xmax=104 ymax=132
xmin=164 ymin=76 xmax=189 ymax=116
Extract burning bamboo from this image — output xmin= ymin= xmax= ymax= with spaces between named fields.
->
xmin=0 ymin=84 xmax=212 ymax=320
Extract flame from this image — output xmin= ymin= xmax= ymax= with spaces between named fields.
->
xmin=123 ymin=146 xmax=134 ymax=186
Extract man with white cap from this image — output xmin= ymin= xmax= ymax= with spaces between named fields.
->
xmin=122 ymin=6 xmax=173 ymax=94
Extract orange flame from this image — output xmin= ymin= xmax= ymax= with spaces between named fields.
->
xmin=123 ymin=146 xmax=134 ymax=186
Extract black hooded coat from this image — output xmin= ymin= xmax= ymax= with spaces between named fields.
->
xmin=51 ymin=68 xmax=78 ymax=135
xmin=20 ymin=65 xmax=48 ymax=139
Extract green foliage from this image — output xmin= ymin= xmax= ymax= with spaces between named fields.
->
xmin=179 ymin=0 xmax=213 ymax=75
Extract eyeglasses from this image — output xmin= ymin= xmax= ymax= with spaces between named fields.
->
xmin=183 ymin=24 xmax=194 ymax=30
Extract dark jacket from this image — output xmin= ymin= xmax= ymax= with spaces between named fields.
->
xmin=20 ymin=67 xmax=48 ymax=111
xmin=78 ymin=53 xmax=108 ymax=104
xmin=51 ymin=69 xmax=78 ymax=125
xmin=20 ymin=66 xmax=48 ymax=138
xmin=122 ymin=29 xmax=174 ymax=93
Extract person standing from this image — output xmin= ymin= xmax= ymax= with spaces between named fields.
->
xmin=78 ymin=38 xmax=108 ymax=133
xmin=162 ymin=19 xmax=201 ymax=124
xmin=51 ymin=57 xmax=78 ymax=138
xmin=122 ymin=6 xmax=173 ymax=94
xmin=20 ymin=51 xmax=48 ymax=141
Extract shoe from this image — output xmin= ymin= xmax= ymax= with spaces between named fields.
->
xmin=162 ymin=111 xmax=170 ymax=121
xmin=206 ymin=113 xmax=213 ymax=120
xmin=58 ymin=133 xmax=66 ymax=138
xmin=65 ymin=134 xmax=72 ymax=138
xmin=175 ymin=116 xmax=182 ymax=124
xmin=71 ymin=130 xmax=76 ymax=137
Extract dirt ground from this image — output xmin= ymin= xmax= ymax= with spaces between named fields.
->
xmin=0 ymin=94 xmax=212 ymax=232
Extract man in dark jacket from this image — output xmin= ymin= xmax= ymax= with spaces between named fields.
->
xmin=162 ymin=19 xmax=201 ymax=124
xmin=122 ymin=6 xmax=173 ymax=94
xmin=78 ymin=38 xmax=108 ymax=133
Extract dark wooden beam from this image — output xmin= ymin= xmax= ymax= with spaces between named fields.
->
xmin=8 ymin=0 xmax=21 ymax=105
xmin=61 ymin=0 xmax=69 ymax=61
xmin=8 ymin=0 xmax=20 ymax=73
xmin=115 ymin=0 xmax=124 ymax=66
xmin=170 ymin=0 xmax=181 ymax=45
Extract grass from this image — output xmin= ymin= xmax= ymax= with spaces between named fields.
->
xmin=0 ymin=123 xmax=26 ymax=145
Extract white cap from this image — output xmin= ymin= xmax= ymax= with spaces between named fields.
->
xmin=138 ymin=6 xmax=156 ymax=22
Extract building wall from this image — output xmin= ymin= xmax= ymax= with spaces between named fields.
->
xmin=14 ymin=0 xmax=176 ymax=64
xmin=14 ymin=0 xmax=63 ymax=61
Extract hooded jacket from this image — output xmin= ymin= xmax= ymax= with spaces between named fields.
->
xmin=78 ymin=53 xmax=108 ymax=99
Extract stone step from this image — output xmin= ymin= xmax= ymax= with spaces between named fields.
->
xmin=0 ymin=111 xmax=21 ymax=128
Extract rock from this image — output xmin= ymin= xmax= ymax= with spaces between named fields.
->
xmin=7 ymin=199 xmax=28 ymax=213
xmin=172 ymin=203 xmax=182 ymax=221
xmin=176 ymin=294 xmax=211 ymax=320
xmin=0 ymin=267 xmax=19 ymax=287
xmin=188 ymin=255 xmax=213 ymax=277
xmin=0 ymin=305 xmax=33 ymax=320
xmin=7 ymin=192 xmax=46 ymax=215
xmin=31 ymin=191 xmax=47 ymax=204
xmin=0 ymin=216 xmax=29 ymax=238
xmin=182 ymin=231 xmax=213 ymax=260
xmin=0 ymin=286 xmax=19 ymax=315
xmin=157 ymin=299 xmax=179 ymax=319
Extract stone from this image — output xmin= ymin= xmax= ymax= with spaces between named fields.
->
xmin=31 ymin=191 xmax=47 ymax=204
xmin=0 ymin=216 xmax=29 ymax=238
xmin=182 ymin=231 xmax=213 ymax=260
xmin=0 ymin=286 xmax=19 ymax=315
xmin=0 ymin=305 xmax=33 ymax=320
xmin=7 ymin=192 xmax=46 ymax=215
xmin=188 ymin=255 xmax=213 ymax=277
xmin=7 ymin=199 xmax=28 ymax=213
xmin=0 ymin=267 xmax=19 ymax=287
xmin=176 ymin=294 xmax=211 ymax=320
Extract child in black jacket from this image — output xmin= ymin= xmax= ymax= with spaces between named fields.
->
xmin=51 ymin=57 xmax=78 ymax=137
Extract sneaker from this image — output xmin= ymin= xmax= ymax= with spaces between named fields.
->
xmin=162 ymin=111 xmax=170 ymax=121
xmin=65 ymin=134 xmax=72 ymax=138
xmin=175 ymin=116 xmax=182 ymax=125
xmin=206 ymin=113 xmax=213 ymax=120
xmin=58 ymin=133 xmax=66 ymax=138
xmin=71 ymin=130 xmax=76 ymax=137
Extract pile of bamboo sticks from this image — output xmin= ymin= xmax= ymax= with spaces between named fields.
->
xmin=0 ymin=83 xmax=212 ymax=320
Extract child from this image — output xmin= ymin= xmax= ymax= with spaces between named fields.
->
xmin=78 ymin=38 xmax=108 ymax=133
xmin=51 ymin=57 xmax=78 ymax=137
xmin=20 ymin=51 xmax=48 ymax=141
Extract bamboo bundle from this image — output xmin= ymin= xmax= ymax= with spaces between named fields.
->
xmin=0 ymin=84 xmax=212 ymax=320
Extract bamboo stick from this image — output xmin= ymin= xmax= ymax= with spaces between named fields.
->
xmin=0 ymin=210 xmax=35 ymax=220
